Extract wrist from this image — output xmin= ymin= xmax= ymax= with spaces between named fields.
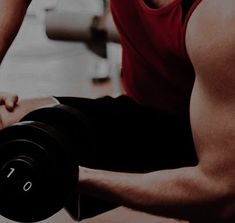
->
xmin=79 ymin=166 xmax=98 ymax=194
xmin=79 ymin=166 xmax=91 ymax=184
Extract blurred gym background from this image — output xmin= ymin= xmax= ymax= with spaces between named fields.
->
xmin=0 ymin=0 xmax=121 ymax=222
xmin=0 ymin=0 xmax=122 ymax=100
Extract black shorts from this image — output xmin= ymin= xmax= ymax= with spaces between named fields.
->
xmin=55 ymin=95 xmax=198 ymax=218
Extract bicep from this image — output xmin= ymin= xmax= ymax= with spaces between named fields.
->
xmin=186 ymin=0 xmax=235 ymax=182
xmin=190 ymin=78 xmax=235 ymax=181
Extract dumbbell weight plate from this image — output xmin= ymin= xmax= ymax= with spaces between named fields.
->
xmin=0 ymin=121 xmax=71 ymax=222
xmin=21 ymin=104 xmax=93 ymax=166
xmin=21 ymin=104 xmax=93 ymax=220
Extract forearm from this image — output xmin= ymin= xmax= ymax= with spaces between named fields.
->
xmin=79 ymin=166 xmax=231 ymax=222
xmin=0 ymin=0 xmax=31 ymax=62
xmin=0 ymin=97 xmax=57 ymax=128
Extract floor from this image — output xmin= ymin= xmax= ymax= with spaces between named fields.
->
xmin=0 ymin=1 xmax=122 ymax=222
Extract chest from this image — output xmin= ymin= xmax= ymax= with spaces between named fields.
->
xmin=144 ymin=0 xmax=176 ymax=8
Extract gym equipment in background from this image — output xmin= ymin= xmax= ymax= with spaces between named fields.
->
xmin=44 ymin=0 xmax=120 ymax=84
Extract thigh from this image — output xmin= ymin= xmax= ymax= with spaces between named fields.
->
xmin=56 ymin=95 xmax=197 ymax=219
xmin=56 ymin=95 xmax=198 ymax=172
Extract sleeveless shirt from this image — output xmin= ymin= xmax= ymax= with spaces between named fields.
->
xmin=111 ymin=0 xmax=202 ymax=113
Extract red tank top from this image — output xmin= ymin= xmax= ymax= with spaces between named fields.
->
xmin=111 ymin=0 xmax=202 ymax=114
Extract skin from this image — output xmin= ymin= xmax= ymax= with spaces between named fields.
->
xmin=144 ymin=0 xmax=175 ymax=8
xmin=0 ymin=0 xmax=31 ymax=62
xmin=0 ymin=0 xmax=235 ymax=222
xmin=0 ymin=0 xmax=31 ymax=110
xmin=0 ymin=92 xmax=18 ymax=111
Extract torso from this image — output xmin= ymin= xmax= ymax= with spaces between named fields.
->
xmin=111 ymin=0 xmax=202 ymax=114
xmin=145 ymin=0 xmax=176 ymax=8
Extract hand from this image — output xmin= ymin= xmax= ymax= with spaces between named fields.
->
xmin=0 ymin=92 xmax=18 ymax=111
xmin=0 ymin=97 xmax=59 ymax=129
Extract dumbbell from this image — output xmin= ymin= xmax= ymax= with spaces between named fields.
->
xmin=0 ymin=104 xmax=91 ymax=222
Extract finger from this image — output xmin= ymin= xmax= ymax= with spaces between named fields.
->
xmin=5 ymin=94 xmax=19 ymax=111
xmin=0 ymin=96 xmax=5 ymax=105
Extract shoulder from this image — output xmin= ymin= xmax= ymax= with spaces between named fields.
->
xmin=185 ymin=0 xmax=235 ymax=97
xmin=186 ymin=0 xmax=235 ymax=60
xmin=186 ymin=0 xmax=235 ymax=61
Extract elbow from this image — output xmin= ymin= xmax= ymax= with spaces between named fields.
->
xmin=196 ymin=165 xmax=235 ymax=222
xmin=211 ymin=189 xmax=235 ymax=222
xmin=200 ymin=188 xmax=235 ymax=222
xmin=216 ymin=187 xmax=235 ymax=222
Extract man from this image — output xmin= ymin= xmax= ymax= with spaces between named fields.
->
xmin=0 ymin=0 xmax=235 ymax=222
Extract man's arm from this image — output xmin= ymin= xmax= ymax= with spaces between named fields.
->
xmin=0 ymin=97 xmax=58 ymax=129
xmin=79 ymin=1 xmax=235 ymax=222
xmin=0 ymin=0 xmax=31 ymax=62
